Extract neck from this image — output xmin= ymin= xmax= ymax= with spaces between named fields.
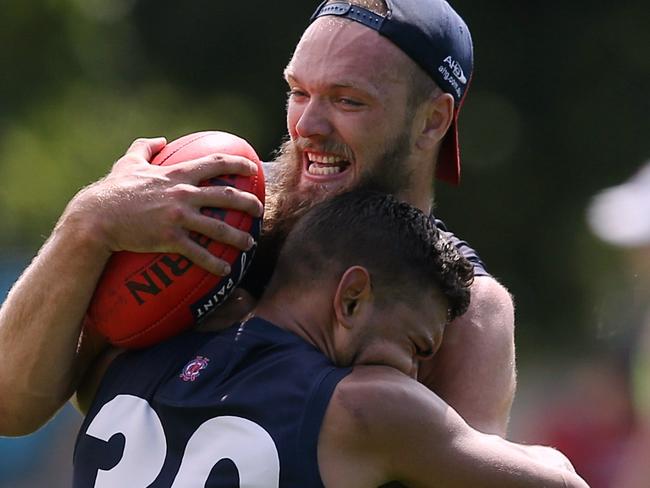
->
xmin=397 ymin=187 xmax=434 ymax=215
xmin=253 ymin=290 xmax=339 ymax=363
xmin=398 ymin=150 xmax=436 ymax=214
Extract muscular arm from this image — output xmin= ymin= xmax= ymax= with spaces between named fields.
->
xmin=418 ymin=275 xmax=516 ymax=435
xmin=0 ymin=217 xmax=112 ymax=436
xmin=0 ymin=138 xmax=263 ymax=436
xmin=319 ymin=367 xmax=587 ymax=488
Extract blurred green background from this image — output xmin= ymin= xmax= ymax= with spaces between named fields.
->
xmin=1 ymin=0 xmax=648 ymax=486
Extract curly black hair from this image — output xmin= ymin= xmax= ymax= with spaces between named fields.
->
xmin=268 ymin=189 xmax=474 ymax=321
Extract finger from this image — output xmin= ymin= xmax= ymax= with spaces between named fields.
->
xmin=194 ymin=185 xmax=264 ymax=218
xmin=187 ymin=213 xmax=256 ymax=251
xmin=126 ymin=137 xmax=167 ymax=162
xmin=169 ymin=153 xmax=259 ymax=184
xmin=176 ymin=237 xmax=233 ymax=276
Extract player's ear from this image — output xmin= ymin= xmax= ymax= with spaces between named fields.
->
xmin=414 ymin=92 xmax=454 ymax=151
xmin=333 ymin=266 xmax=372 ymax=329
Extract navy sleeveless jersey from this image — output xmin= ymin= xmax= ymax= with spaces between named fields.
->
xmin=73 ymin=317 xmax=351 ymax=487
xmin=432 ymin=218 xmax=489 ymax=277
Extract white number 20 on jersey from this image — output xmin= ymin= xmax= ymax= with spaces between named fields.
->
xmin=84 ymin=394 xmax=281 ymax=487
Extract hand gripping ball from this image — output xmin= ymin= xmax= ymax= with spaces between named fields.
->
xmin=85 ymin=131 xmax=265 ymax=348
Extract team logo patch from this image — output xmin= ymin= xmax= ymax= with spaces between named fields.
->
xmin=180 ymin=356 xmax=210 ymax=382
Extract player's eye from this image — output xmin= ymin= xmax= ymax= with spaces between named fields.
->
xmin=287 ymin=89 xmax=308 ymax=100
xmin=337 ymin=97 xmax=364 ymax=107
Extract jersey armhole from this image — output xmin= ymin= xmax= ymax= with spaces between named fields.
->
xmin=297 ymin=366 xmax=352 ymax=486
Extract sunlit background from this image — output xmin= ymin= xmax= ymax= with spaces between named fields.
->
xmin=1 ymin=0 xmax=649 ymax=486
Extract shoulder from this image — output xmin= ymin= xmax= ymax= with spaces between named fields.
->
xmin=456 ymin=275 xmax=516 ymax=367
xmin=466 ymin=275 xmax=514 ymax=327
xmin=443 ymin=274 xmax=515 ymax=349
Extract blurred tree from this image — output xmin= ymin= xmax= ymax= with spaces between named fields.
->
xmin=0 ymin=1 xmax=80 ymax=119
xmin=437 ymin=0 xmax=650 ymax=352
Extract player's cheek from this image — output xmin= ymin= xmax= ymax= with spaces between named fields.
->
xmin=286 ymin=103 xmax=301 ymax=139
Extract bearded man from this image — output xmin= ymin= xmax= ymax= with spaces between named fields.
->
xmin=0 ymin=0 xmax=514 ymax=441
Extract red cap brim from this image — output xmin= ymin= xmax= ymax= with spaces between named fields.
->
xmin=436 ymin=71 xmax=473 ymax=186
xmin=436 ymin=111 xmax=461 ymax=185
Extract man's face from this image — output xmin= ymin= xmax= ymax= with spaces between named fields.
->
xmin=341 ymin=286 xmax=449 ymax=379
xmin=281 ymin=18 xmax=420 ymax=199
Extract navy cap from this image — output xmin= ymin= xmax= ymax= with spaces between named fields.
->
xmin=310 ymin=0 xmax=474 ymax=185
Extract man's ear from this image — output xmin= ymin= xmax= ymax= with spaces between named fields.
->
xmin=333 ymin=266 xmax=372 ymax=329
xmin=415 ymin=92 xmax=455 ymax=151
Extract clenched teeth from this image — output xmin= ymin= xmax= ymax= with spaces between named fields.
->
xmin=306 ymin=152 xmax=346 ymax=164
xmin=309 ymin=165 xmax=342 ymax=175
xmin=306 ymin=152 xmax=350 ymax=175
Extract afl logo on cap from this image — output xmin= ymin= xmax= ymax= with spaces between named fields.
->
xmin=180 ymin=356 xmax=210 ymax=382
xmin=443 ymin=56 xmax=467 ymax=84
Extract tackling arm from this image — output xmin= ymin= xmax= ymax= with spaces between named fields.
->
xmin=0 ymin=137 xmax=263 ymax=435
xmin=319 ymin=367 xmax=588 ymax=488
xmin=0 ymin=206 xmax=113 ymax=436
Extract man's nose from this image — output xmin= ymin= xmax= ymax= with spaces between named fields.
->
xmin=295 ymin=98 xmax=333 ymax=139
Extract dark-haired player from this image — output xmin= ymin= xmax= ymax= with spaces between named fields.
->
xmin=73 ymin=190 xmax=586 ymax=487
xmin=0 ymin=0 xmax=514 ymax=443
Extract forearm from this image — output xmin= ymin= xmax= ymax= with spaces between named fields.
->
xmin=0 ymin=136 xmax=264 ymax=436
xmin=446 ymin=432 xmax=590 ymax=488
xmin=0 ymin=205 xmax=111 ymax=435
xmin=419 ymin=276 xmax=516 ymax=435
xmin=339 ymin=369 xmax=586 ymax=488
xmin=398 ymin=399 xmax=588 ymax=487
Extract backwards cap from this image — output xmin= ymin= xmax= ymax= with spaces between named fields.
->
xmin=311 ymin=0 xmax=474 ymax=185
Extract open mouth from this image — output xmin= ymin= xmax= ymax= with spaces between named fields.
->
xmin=305 ymin=152 xmax=351 ymax=177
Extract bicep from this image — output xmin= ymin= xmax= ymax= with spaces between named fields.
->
xmin=419 ymin=276 xmax=516 ymax=435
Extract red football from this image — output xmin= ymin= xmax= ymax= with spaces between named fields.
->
xmin=85 ymin=131 xmax=265 ymax=348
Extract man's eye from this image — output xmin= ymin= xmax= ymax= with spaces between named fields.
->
xmin=338 ymin=97 xmax=363 ymax=107
xmin=287 ymin=89 xmax=308 ymax=99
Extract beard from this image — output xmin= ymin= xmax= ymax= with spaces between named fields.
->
xmin=240 ymin=128 xmax=414 ymax=299
xmin=264 ymin=128 xmax=413 ymax=238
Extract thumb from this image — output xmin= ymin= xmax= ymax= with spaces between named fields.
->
xmin=125 ymin=137 xmax=167 ymax=163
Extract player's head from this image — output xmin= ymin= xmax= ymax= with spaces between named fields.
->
xmin=273 ymin=0 xmax=472 ymax=212
xmin=264 ymin=188 xmax=474 ymax=376
xmin=312 ymin=0 xmax=474 ymax=181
